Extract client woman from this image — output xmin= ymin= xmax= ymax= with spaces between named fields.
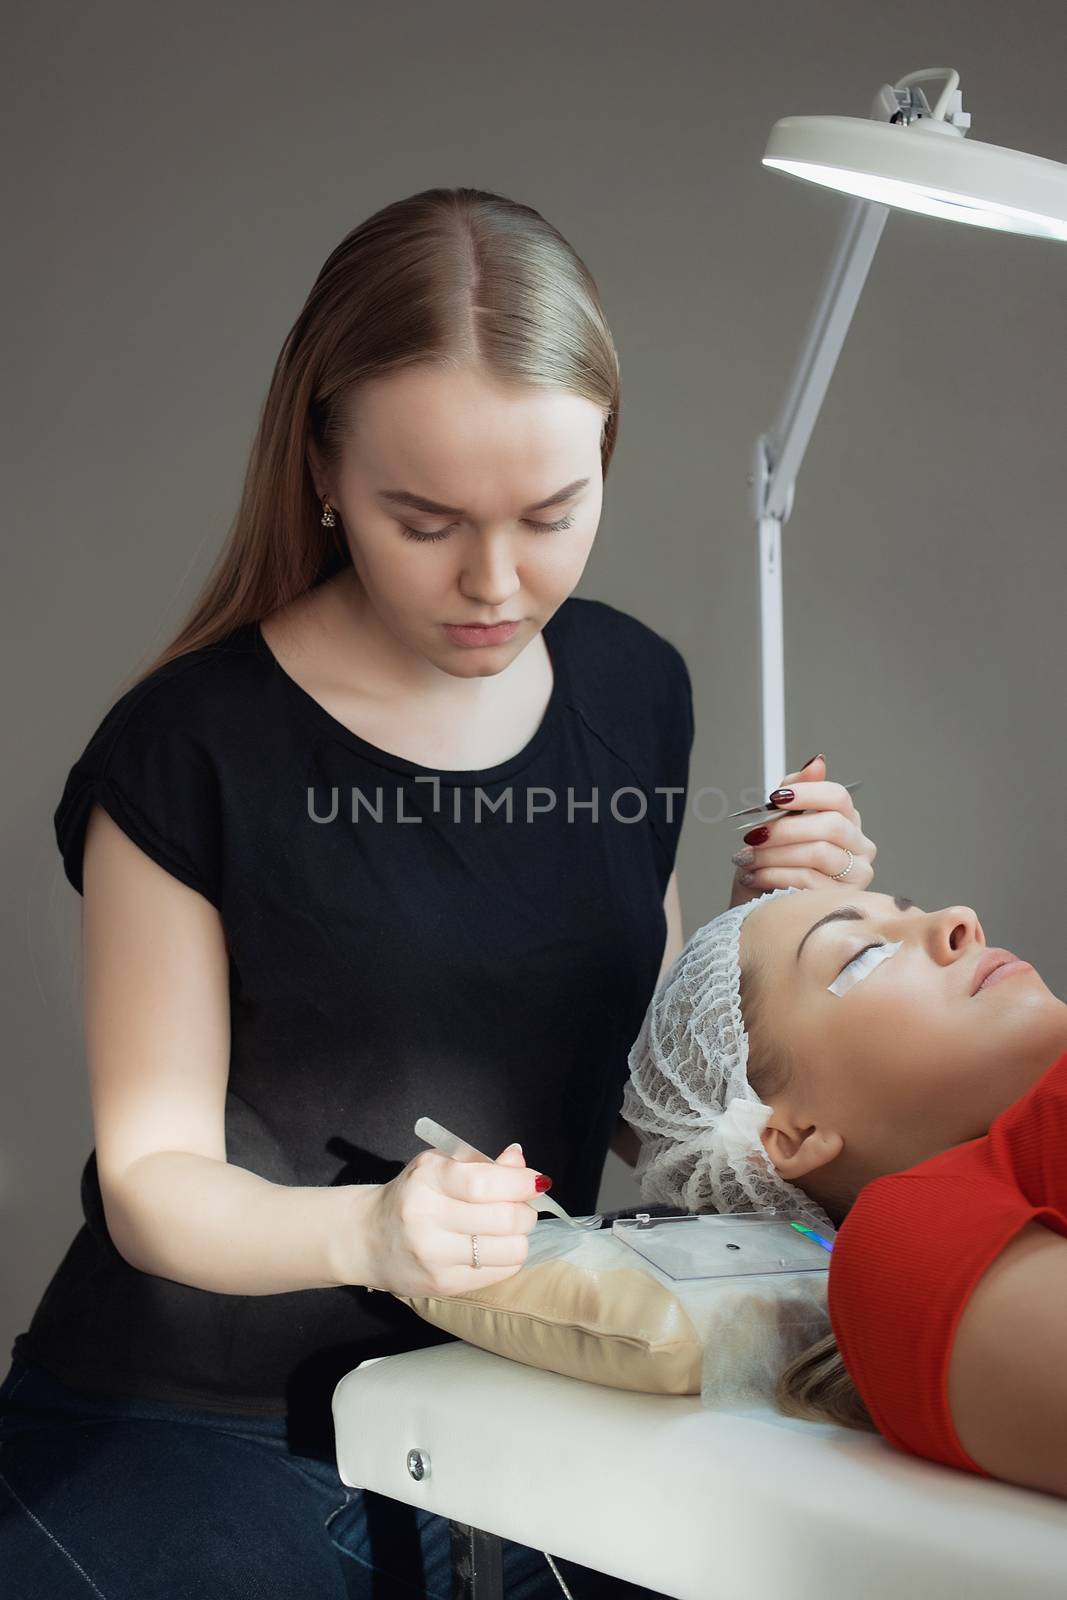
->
xmin=622 ymin=884 xmax=1067 ymax=1500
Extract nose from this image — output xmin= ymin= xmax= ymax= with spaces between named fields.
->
xmin=457 ymin=531 xmax=521 ymax=609
xmin=925 ymin=904 xmax=985 ymax=966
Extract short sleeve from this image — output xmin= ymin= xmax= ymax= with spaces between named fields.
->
xmin=55 ymin=680 xmax=224 ymax=909
xmin=828 ymin=1167 xmax=1064 ymax=1476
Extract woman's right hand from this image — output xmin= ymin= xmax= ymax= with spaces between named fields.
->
xmin=358 ymin=1140 xmax=544 ymax=1298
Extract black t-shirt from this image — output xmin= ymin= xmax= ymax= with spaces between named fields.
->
xmin=16 ymin=594 xmax=694 ymax=1440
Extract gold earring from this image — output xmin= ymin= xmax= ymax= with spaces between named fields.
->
xmin=321 ymin=498 xmax=336 ymax=528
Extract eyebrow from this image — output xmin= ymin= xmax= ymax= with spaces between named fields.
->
xmin=376 ymin=477 xmax=591 ymax=518
xmin=795 ymin=895 xmax=915 ymax=963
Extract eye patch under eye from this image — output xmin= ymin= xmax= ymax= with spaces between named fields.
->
xmin=827 ymin=939 xmax=903 ymax=997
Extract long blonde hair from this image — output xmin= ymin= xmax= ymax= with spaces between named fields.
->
xmin=774 ymin=1331 xmax=876 ymax=1431
xmin=124 ymin=187 xmax=622 ymax=693
xmin=739 ymin=955 xmax=878 ymax=1433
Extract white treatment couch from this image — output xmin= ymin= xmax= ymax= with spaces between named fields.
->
xmin=333 ymin=1339 xmax=1067 ymax=1600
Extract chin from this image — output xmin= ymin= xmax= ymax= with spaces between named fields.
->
xmin=1004 ymin=981 xmax=1067 ymax=1038
xmin=431 ymin=640 xmax=517 ymax=677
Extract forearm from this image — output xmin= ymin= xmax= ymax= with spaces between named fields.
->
xmin=104 ymin=1150 xmax=378 ymax=1295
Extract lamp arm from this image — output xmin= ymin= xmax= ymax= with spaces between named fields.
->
xmin=749 ymin=66 xmax=975 ymax=792
xmin=748 ymin=84 xmax=906 ymax=792
xmin=749 ymin=192 xmax=890 ymax=792
xmin=762 ymin=194 xmax=890 ymax=524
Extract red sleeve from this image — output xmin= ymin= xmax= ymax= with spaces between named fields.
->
xmin=827 ymin=1050 xmax=1067 ymax=1476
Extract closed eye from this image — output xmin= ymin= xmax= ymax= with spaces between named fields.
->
xmin=400 ymin=513 xmax=577 ymax=544
xmin=837 ymin=940 xmax=884 ymax=978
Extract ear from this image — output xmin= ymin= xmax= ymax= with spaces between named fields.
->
xmin=761 ymin=1115 xmax=843 ymax=1183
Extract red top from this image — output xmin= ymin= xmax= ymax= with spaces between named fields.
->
xmin=827 ymin=1048 xmax=1067 ymax=1476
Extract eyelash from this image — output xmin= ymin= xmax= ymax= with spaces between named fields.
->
xmin=838 ymin=940 xmax=885 ymax=978
xmin=399 ymin=513 xmax=577 ymax=544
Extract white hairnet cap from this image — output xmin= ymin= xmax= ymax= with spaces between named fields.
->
xmin=621 ymin=886 xmax=834 ymax=1234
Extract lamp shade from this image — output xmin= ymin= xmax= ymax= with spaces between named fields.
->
xmin=764 ymin=115 xmax=1067 ymax=241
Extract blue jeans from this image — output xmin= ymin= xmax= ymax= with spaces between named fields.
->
xmin=0 ymin=1354 xmax=583 ymax=1599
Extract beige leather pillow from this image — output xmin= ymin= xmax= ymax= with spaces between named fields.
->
xmin=396 ymin=1221 xmax=830 ymax=1400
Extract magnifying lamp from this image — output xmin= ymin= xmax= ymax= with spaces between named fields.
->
xmin=750 ymin=68 xmax=1067 ymax=795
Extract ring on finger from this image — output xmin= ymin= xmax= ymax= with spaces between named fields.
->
xmin=831 ymin=848 xmax=854 ymax=882
xmin=470 ymin=1233 xmax=480 ymax=1269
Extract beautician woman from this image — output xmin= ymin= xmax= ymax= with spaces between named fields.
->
xmin=0 ymin=187 xmax=876 ymax=1598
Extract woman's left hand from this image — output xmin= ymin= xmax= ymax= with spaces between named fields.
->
xmin=728 ymin=753 xmax=876 ymax=907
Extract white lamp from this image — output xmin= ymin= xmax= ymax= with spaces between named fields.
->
xmin=751 ymin=68 xmax=1067 ymax=795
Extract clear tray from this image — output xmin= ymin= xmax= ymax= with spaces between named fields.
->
xmin=611 ymin=1210 xmax=835 ymax=1280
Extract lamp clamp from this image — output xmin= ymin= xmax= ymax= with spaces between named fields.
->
xmin=879 ymin=75 xmax=972 ymax=135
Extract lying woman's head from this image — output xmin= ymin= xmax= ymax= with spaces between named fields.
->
xmin=622 ymin=884 xmax=1067 ymax=1429
xmin=737 ymin=885 xmax=1067 ymax=1224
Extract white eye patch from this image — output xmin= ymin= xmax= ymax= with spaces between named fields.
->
xmin=827 ymin=939 xmax=903 ymax=996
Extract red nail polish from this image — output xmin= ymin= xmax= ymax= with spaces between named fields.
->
xmin=534 ymin=1174 xmax=553 ymax=1192
xmin=768 ymin=788 xmax=795 ymax=808
xmin=743 ymin=825 xmax=770 ymax=845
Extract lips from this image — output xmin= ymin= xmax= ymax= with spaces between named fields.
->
xmin=970 ymin=947 xmax=1024 ymax=996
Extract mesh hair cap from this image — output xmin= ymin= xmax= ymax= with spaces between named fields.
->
xmin=622 ymin=887 xmax=834 ymax=1234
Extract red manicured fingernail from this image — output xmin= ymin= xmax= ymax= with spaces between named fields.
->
xmin=743 ymin=825 xmax=770 ymax=845
xmin=534 ymin=1174 xmax=553 ymax=1192
xmin=768 ymin=788 xmax=795 ymax=808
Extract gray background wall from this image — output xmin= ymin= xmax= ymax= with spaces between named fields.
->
xmin=5 ymin=0 xmax=1066 ymax=1354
